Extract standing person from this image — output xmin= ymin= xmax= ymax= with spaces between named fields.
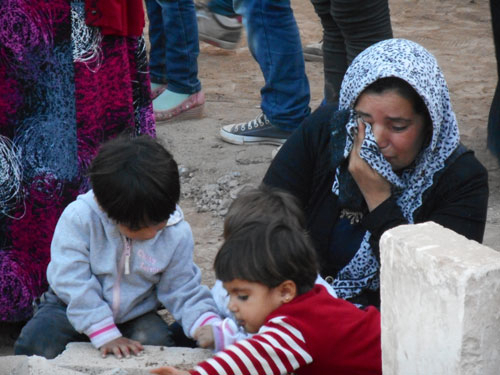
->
xmin=197 ymin=0 xmax=311 ymax=146
xmin=14 ymin=136 xmax=221 ymax=359
xmin=310 ymin=0 xmax=393 ymax=104
xmin=488 ymin=0 xmax=500 ymax=163
xmin=263 ymin=39 xmax=489 ymax=308
xmin=146 ymin=0 xmax=206 ymax=122
xmin=152 ymin=219 xmax=382 ymax=375
xmin=0 ymin=0 xmax=154 ymax=323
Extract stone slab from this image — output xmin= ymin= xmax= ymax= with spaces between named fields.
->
xmin=380 ymin=221 xmax=500 ymax=375
xmin=0 ymin=355 xmax=86 ymax=375
xmin=0 ymin=344 xmax=212 ymax=375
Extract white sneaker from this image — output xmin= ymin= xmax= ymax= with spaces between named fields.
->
xmin=220 ymin=113 xmax=292 ymax=146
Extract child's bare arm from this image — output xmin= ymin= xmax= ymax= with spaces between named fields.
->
xmin=150 ymin=366 xmax=190 ymax=375
xmin=99 ymin=337 xmax=143 ymax=358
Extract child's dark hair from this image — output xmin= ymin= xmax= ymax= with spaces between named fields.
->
xmin=88 ymin=135 xmax=180 ymax=230
xmin=223 ymin=185 xmax=305 ymax=238
xmin=215 ymin=219 xmax=318 ymax=295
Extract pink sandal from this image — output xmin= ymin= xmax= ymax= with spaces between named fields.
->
xmin=151 ymin=84 xmax=167 ymax=100
xmin=154 ymin=91 xmax=205 ymax=123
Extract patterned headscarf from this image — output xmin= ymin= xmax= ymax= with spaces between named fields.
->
xmin=331 ymin=39 xmax=460 ymax=299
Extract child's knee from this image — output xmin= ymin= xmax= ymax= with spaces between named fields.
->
xmin=14 ymin=329 xmax=63 ymax=359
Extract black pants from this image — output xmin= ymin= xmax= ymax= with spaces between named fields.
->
xmin=488 ymin=0 xmax=500 ymax=162
xmin=310 ymin=0 xmax=393 ymax=102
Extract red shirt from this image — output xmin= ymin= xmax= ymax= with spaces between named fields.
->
xmin=85 ymin=0 xmax=145 ymax=37
xmin=191 ymin=285 xmax=381 ymax=375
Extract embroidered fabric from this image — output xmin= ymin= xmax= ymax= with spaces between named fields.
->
xmin=0 ymin=0 xmax=154 ymax=321
xmin=331 ymin=39 xmax=460 ymax=299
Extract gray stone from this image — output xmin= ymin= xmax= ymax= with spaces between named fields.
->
xmin=0 ymin=344 xmax=212 ymax=375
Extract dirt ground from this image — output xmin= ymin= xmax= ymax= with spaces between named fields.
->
xmin=1 ymin=0 xmax=499 ymax=359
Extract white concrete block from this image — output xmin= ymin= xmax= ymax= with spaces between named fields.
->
xmin=380 ymin=221 xmax=500 ymax=375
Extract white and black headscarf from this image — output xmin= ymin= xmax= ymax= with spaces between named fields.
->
xmin=331 ymin=38 xmax=460 ymax=299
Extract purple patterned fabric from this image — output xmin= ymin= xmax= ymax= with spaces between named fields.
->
xmin=0 ymin=0 xmax=155 ymax=321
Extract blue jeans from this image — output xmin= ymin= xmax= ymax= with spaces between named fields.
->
xmin=14 ymin=290 xmax=174 ymax=359
xmin=209 ymin=0 xmax=310 ymax=130
xmin=146 ymin=0 xmax=201 ymax=94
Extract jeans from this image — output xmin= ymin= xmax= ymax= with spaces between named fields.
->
xmin=310 ymin=0 xmax=393 ymax=103
xmin=146 ymin=0 xmax=201 ymax=94
xmin=14 ymin=290 xmax=174 ymax=359
xmin=209 ymin=0 xmax=311 ymax=130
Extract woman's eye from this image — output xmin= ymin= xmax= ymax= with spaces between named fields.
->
xmin=237 ymin=295 xmax=248 ymax=301
xmin=391 ymin=125 xmax=409 ymax=132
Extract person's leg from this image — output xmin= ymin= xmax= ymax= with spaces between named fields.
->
xmin=233 ymin=0 xmax=310 ymax=131
xmin=310 ymin=0 xmax=345 ymax=103
xmin=118 ymin=311 xmax=175 ymax=347
xmin=488 ymin=0 xmax=500 ymax=162
xmin=334 ymin=0 xmax=392 ymax=64
xmin=311 ymin=0 xmax=392 ymax=103
xmin=14 ymin=291 xmax=87 ymax=359
xmin=331 ymin=0 xmax=393 ymax=95
xmin=208 ymin=0 xmax=237 ymax=17
xmin=152 ymin=0 xmax=201 ymax=95
xmin=146 ymin=0 xmax=205 ymax=121
xmin=145 ymin=0 xmax=168 ymax=85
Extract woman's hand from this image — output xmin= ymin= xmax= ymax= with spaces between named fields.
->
xmin=194 ymin=325 xmax=215 ymax=349
xmin=99 ymin=337 xmax=143 ymax=359
xmin=150 ymin=366 xmax=191 ymax=375
xmin=348 ymin=121 xmax=391 ymax=211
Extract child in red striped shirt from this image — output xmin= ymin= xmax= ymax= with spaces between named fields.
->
xmin=152 ymin=212 xmax=381 ymax=375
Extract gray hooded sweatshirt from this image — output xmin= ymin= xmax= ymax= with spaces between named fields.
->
xmin=47 ymin=190 xmax=219 ymax=348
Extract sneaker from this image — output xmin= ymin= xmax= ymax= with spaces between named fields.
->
xmin=154 ymin=91 xmax=205 ymax=123
xmin=303 ymin=40 xmax=323 ymax=62
xmin=220 ymin=113 xmax=292 ymax=145
xmin=196 ymin=3 xmax=243 ymax=50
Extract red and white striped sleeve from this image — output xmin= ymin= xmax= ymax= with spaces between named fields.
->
xmin=190 ymin=316 xmax=313 ymax=375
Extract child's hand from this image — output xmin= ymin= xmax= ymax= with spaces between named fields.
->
xmin=150 ymin=366 xmax=190 ymax=375
xmin=99 ymin=337 xmax=144 ymax=359
xmin=193 ymin=325 xmax=214 ymax=348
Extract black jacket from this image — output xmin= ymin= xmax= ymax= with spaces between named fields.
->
xmin=263 ymin=105 xmax=489 ymax=306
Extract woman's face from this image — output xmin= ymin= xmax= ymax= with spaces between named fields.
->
xmin=354 ymin=90 xmax=428 ymax=171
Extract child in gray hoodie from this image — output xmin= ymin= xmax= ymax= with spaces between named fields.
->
xmin=14 ymin=135 xmax=221 ymax=359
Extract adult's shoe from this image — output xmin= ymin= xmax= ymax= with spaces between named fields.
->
xmin=155 ymin=91 xmax=205 ymax=123
xmin=196 ymin=3 xmax=243 ymax=50
xmin=220 ymin=113 xmax=292 ymax=145
xmin=303 ymin=40 xmax=323 ymax=62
